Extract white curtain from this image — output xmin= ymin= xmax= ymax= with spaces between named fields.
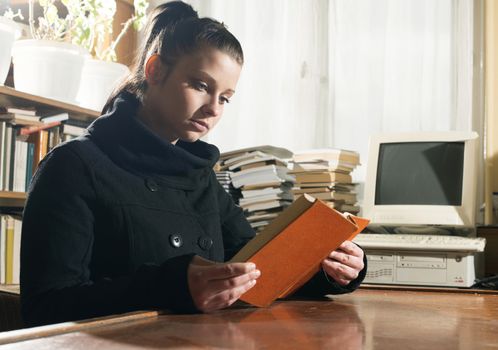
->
xmin=150 ymin=0 xmax=476 ymax=181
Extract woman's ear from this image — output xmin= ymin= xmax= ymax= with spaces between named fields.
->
xmin=145 ymin=54 xmax=167 ymax=85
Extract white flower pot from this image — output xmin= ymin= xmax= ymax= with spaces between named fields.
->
xmin=11 ymin=40 xmax=87 ymax=104
xmin=0 ymin=17 xmax=21 ymax=85
xmin=77 ymin=59 xmax=130 ymax=112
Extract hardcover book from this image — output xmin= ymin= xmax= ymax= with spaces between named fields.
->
xmin=230 ymin=194 xmax=369 ymax=307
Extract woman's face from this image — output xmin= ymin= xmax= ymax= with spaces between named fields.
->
xmin=141 ymin=47 xmax=242 ymax=144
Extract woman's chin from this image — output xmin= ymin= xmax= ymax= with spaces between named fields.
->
xmin=179 ymin=132 xmax=203 ymax=143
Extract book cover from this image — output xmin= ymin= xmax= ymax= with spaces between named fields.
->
xmin=230 ymin=194 xmax=369 ymax=307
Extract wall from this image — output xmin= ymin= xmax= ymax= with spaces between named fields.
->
xmin=485 ymin=0 xmax=498 ymax=224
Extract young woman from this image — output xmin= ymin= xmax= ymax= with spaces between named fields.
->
xmin=20 ymin=1 xmax=366 ymax=327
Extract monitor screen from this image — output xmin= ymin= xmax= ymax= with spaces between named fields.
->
xmin=375 ymin=142 xmax=464 ymax=206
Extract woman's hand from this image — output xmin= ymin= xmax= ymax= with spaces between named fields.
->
xmin=322 ymin=241 xmax=364 ymax=286
xmin=187 ymin=255 xmax=261 ymax=313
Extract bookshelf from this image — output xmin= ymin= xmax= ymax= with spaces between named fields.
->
xmin=0 ymin=86 xmax=99 ymax=211
xmin=0 ymin=191 xmax=26 ymax=209
xmin=0 ymin=87 xmax=99 ymax=288
xmin=0 ymin=86 xmax=100 ymax=123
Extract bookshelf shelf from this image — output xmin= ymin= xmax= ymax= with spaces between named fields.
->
xmin=0 ymin=191 xmax=26 ymax=209
xmin=0 ymin=284 xmax=20 ymax=295
xmin=0 ymin=86 xmax=100 ymax=124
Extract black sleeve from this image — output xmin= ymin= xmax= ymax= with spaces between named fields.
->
xmin=21 ymin=145 xmax=197 ymax=328
xmin=292 ymin=245 xmax=368 ymax=297
xmin=211 ymin=172 xmax=255 ymax=261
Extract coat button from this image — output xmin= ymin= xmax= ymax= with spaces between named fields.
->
xmin=169 ymin=234 xmax=183 ymax=248
xmin=198 ymin=236 xmax=213 ymax=250
xmin=145 ymin=179 xmax=159 ymax=192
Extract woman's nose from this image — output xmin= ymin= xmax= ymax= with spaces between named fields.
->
xmin=202 ymin=96 xmax=222 ymax=117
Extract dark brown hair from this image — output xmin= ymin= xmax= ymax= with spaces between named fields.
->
xmin=102 ymin=1 xmax=244 ymax=113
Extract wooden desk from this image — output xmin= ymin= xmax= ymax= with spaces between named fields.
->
xmin=0 ymin=289 xmax=497 ymax=349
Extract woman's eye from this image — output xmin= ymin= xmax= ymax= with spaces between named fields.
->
xmin=220 ymin=96 xmax=230 ymax=104
xmin=193 ymin=81 xmax=208 ymax=91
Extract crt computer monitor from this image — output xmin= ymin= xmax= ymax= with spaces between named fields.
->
xmin=363 ymin=132 xmax=478 ymax=228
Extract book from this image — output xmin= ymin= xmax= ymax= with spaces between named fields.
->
xmin=242 ymin=184 xmax=292 ymax=199
xmin=239 ymin=199 xmax=292 ymax=213
xmin=337 ymin=203 xmax=360 ymax=213
xmin=12 ymin=219 xmax=21 ymax=284
xmin=294 ymin=171 xmax=352 ymax=184
xmin=239 ymin=192 xmax=294 ymax=206
xmin=5 ymin=218 xmax=14 ymax=284
xmin=222 ymin=151 xmax=269 ymax=167
xmin=290 ymin=160 xmax=357 ymax=173
xmin=6 ymin=107 xmax=37 ymax=116
xmin=294 ymin=182 xmax=356 ymax=190
xmin=291 ymin=186 xmax=356 ymax=194
xmin=40 ymin=112 xmax=69 ymax=123
xmin=242 ymin=181 xmax=292 ymax=190
xmin=231 ymin=165 xmax=294 ymax=189
xmin=220 ymin=145 xmax=293 ymax=163
xmin=62 ymin=123 xmax=86 ymax=137
xmin=27 ymin=130 xmax=49 ymax=174
xmin=293 ymin=148 xmax=360 ymax=164
xmin=19 ymin=121 xmax=61 ymax=136
xmin=228 ymin=156 xmax=287 ymax=171
xmin=296 ymin=191 xmax=356 ymax=204
xmin=0 ymin=122 xmax=5 ymax=190
xmin=0 ymin=113 xmax=42 ymax=126
xmin=0 ymin=217 xmax=5 ymax=284
xmin=230 ymin=194 xmax=369 ymax=307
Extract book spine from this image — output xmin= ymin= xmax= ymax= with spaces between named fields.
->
xmin=5 ymin=217 xmax=14 ymax=284
xmin=13 ymin=139 xmax=27 ymax=192
xmin=26 ymin=142 xmax=34 ymax=190
xmin=12 ymin=218 xmax=21 ymax=284
xmin=4 ymin=125 xmax=13 ymax=191
xmin=0 ymin=122 xmax=5 ymax=191
xmin=28 ymin=130 xmax=49 ymax=173
xmin=8 ymin=126 xmax=16 ymax=191
xmin=0 ymin=217 xmax=5 ymax=284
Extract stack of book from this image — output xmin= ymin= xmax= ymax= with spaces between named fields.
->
xmin=214 ymin=170 xmax=241 ymax=203
xmin=217 ymin=146 xmax=294 ymax=233
xmin=0 ymin=107 xmax=88 ymax=192
xmin=290 ymin=148 xmax=360 ymax=213
xmin=0 ymin=107 xmax=69 ymax=126
xmin=0 ymin=215 xmax=22 ymax=285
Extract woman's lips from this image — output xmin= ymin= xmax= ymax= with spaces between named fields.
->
xmin=191 ymin=119 xmax=208 ymax=132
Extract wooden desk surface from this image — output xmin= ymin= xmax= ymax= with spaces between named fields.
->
xmin=1 ymin=289 xmax=497 ymax=349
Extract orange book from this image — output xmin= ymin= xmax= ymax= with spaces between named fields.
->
xmin=27 ymin=130 xmax=49 ymax=175
xmin=19 ymin=121 xmax=61 ymax=136
xmin=230 ymin=194 xmax=369 ymax=307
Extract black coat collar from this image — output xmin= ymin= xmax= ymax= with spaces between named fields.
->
xmin=87 ymin=92 xmax=220 ymax=190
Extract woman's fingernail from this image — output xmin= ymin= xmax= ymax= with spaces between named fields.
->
xmin=252 ymin=269 xmax=261 ymax=278
xmin=247 ymin=263 xmax=256 ymax=270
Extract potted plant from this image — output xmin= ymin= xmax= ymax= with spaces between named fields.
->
xmin=73 ymin=0 xmax=148 ymax=111
xmin=0 ymin=9 xmax=23 ymax=85
xmin=11 ymin=0 xmax=89 ymax=104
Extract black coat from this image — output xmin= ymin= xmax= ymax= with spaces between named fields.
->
xmin=20 ymin=92 xmax=366 ymax=327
